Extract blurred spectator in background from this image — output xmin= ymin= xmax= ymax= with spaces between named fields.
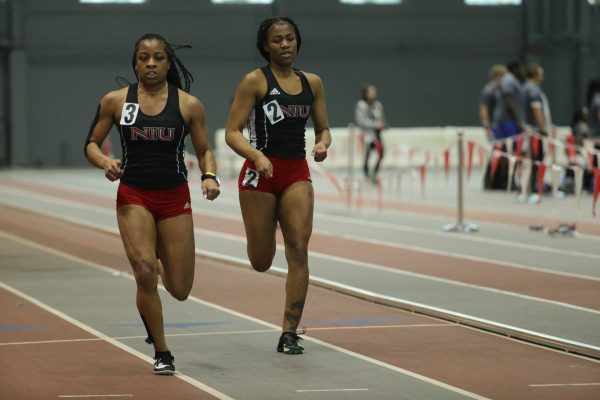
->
xmin=561 ymin=107 xmax=591 ymax=194
xmin=586 ymin=78 xmax=600 ymax=146
xmin=355 ymin=84 xmax=386 ymax=183
xmin=496 ymin=61 xmax=525 ymax=139
xmin=483 ymin=61 xmax=524 ymax=190
xmin=586 ymin=78 xmax=600 ymax=184
xmin=479 ymin=64 xmax=506 ymax=141
xmin=522 ymin=62 xmax=552 ymax=198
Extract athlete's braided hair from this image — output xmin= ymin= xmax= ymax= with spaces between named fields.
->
xmin=132 ymin=33 xmax=194 ymax=92
xmin=256 ymin=17 xmax=302 ymax=62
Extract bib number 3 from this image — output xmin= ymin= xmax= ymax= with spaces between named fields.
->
xmin=120 ymin=103 xmax=140 ymax=126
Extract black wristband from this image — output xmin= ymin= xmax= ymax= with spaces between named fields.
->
xmin=201 ymin=173 xmax=220 ymax=186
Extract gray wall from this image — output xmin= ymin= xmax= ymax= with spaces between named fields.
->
xmin=1 ymin=0 xmax=599 ymax=167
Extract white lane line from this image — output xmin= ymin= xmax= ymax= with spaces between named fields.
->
xmin=9 ymin=173 xmax=600 ymax=243
xmin=59 ymin=395 xmax=133 ymax=398
xmin=4 ymin=181 xmax=600 ymax=261
xmin=2 ymin=185 xmax=599 ymax=282
xmin=313 ymin=228 xmax=600 ymax=283
xmin=0 ymin=324 xmax=452 ymax=347
xmin=181 ymin=200 xmax=600 ymax=282
xmin=2 ymin=190 xmax=600 ymax=317
xmin=0 ymin=232 xmax=489 ymax=400
xmin=2 ymin=189 xmax=600 ymax=315
xmin=295 ymin=272 xmax=600 ymax=357
xmin=0 ymin=277 xmax=233 ymax=398
xmin=302 ymin=249 xmax=600 ymax=315
xmin=529 ymin=382 xmax=600 ymax=387
xmin=313 ymin=213 xmax=600 ymax=261
xmin=4 ymin=223 xmax=598 ymax=359
xmin=296 ymin=388 xmax=369 ymax=393
xmin=193 ymin=231 xmax=600 ymax=316
xmin=0 ymin=338 xmax=103 ymax=346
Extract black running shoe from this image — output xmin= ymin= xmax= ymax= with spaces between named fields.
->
xmin=277 ymin=332 xmax=304 ymax=354
xmin=153 ymin=351 xmax=175 ymax=375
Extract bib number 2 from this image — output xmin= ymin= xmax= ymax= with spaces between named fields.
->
xmin=263 ymin=100 xmax=284 ymax=125
xmin=242 ymin=168 xmax=259 ymax=188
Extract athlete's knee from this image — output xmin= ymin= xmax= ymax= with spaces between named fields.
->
xmin=168 ymin=277 xmax=194 ymax=301
xmin=247 ymin=247 xmax=274 ymax=272
xmin=249 ymin=257 xmax=272 ymax=272
xmin=169 ymin=285 xmax=191 ymax=301
xmin=284 ymin=242 xmax=309 ymax=264
xmin=131 ymin=258 xmax=158 ymax=291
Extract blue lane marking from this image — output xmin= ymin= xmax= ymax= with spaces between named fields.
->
xmin=303 ymin=317 xmax=409 ymax=325
xmin=111 ymin=321 xmax=229 ymax=329
xmin=0 ymin=325 xmax=46 ymax=331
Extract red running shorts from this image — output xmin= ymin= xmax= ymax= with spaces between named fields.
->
xmin=238 ymin=157 xmax=312 ymax=197
xmin=116 ymin=182 xmax=192 ymax=220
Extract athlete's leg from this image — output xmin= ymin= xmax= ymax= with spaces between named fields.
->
xmin=239 ymin=190 xmax=278 ymax=272
xmin=156 ymin=213 xmax=195 ymax=301
xmin=277 ymin=181 xmax=314 ymax=333
xmin=117 ymin=205 xmax=167 ymax=352
xmin=363 ymin=142 xmax=372 ymax=178
xmin=373 ymin=138 xmax=384 ymax=178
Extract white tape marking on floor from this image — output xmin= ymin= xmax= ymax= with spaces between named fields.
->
xmin=296 ymin=388 xmax=369 ymax=393
xmin=0 ymin=283 xmax=234 ymax=400
xmin=4 ymin=188 xmax=595 ymax=315
xmin=2 ymin=183 xmax=599 ymax=274
xmin=58 ymin=395 xmax=133 ymax=398
xmin=529 ymin=382 xmax=600 ymax=387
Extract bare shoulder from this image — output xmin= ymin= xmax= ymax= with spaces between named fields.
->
xmin=244 ymin=68 xmax=266 ymax=85
xmin=100 ymin=87 xmax=127 ymax=114
xmin=302 ymin=71 xmax=323 ymax=84
xmin=179 ymin=89 xmax=204 ymax=110
xmin=301 ymin=71 xmax=325 ymax=95
xmin=234 ymin=68 xmax=267 ymax=99
xmin=178 ymin=89 xmax=205 ymax=125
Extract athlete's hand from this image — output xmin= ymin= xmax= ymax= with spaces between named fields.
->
xmin=312 ymin=143 xmax=328 ymax=162
xmin=253 ymin=153 xmax=273 ymax=178
xmin=103 ymin=159 xmax=123 ymax=182
xmin=202 ymin=180 xmax=220 ymax=201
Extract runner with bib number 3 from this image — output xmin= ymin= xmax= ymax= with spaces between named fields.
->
xmin=84 ymin=33 xmax=220 ymax=375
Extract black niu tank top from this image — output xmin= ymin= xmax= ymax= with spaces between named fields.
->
xmin=247 ymin=66 xmax=315 ymax=159
xmin=118 ymin=83 xmax=188 ymax=190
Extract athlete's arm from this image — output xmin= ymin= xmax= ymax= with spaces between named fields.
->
xmin=182 ymin=92 xmax=220 ymax=201
xmin=530 ymin=104 xmax=546 ymax=136
xmin=306 ymin=73 xmax=331 ymax=162
xmin=479 ymin=102 xmax=494 ymax=141
xmin=84 ymin=90 xmax=124 ymax=181
xmin=225 ymin=70 xmax=273 ymax=178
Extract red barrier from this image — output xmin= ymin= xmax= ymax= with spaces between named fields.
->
xmin=466 ymin=141 xmax=475 ymax=180
xmin=537 ymin=163 xmax=546 ymax=204
xmin=419 ymin=164 xmax=427 ymax=198
xmin=532 ymin=135 xmax=540 ymax=159
xmin=593 ymin=169 xmax=600 ymax=218
xmin=443 ymin=149 xmax=450 ymax=182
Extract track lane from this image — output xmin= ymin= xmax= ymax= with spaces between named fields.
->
xmin=1 ymin=206 xmax=599 ymax=400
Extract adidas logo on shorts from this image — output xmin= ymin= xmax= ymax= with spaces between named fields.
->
xmin=184 ymin=201 xmax=191 ymax=210
xmin=269 ymin=88 xmax=281 ymax=96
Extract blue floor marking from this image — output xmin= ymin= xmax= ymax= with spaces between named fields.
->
xmin=111 ymin=321 xmax=230 ymax=329
xmin=0 ymin=324 xmax=46 ymax=331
